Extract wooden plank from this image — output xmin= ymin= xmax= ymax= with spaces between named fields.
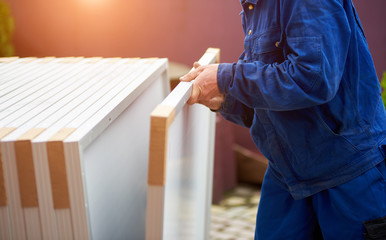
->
xmin=148 ymin=105 xmax=175 ymax=186
xmin=0 ymin=127 xmax=16 ymax=206
xmin=15 ymin=128 xmax=46 ymax=207
xmin=47 ymin=128 xmax=76 ymax=209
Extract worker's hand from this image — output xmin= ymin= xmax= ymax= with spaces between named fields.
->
xmin=198 ymin=94 xmax=225 ymax=111
xmin=180 ymin=62 xmax=224 ymax=111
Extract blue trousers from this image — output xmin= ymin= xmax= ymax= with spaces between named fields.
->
xmin=255 ymin=160 xmax=386 ymax=240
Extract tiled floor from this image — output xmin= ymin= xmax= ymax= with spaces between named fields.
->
xmin=210 ymin=184 xmax=261 ymax=240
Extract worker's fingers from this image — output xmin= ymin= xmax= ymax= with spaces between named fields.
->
xmin=187 ymin=83 xmax=201 ymax=105
xmin=180 ymin=65 xmax=203 ymax=82
xmin=198 ymin=94 xmax=225 ymax=111
xmin=181 ymin=63 xmax=220 ymax=105
xmin=193 ymin=62 xmax=201 ymax=69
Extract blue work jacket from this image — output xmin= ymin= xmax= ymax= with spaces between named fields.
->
xmin=217 ymin=0 xmax=386 ymax=199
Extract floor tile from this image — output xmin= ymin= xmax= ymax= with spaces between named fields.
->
xmin=210 ymin=184 xmax=261 ymax=240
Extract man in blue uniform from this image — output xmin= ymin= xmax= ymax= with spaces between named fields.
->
xmin=180 ymin=0 xmax=386 ymax=239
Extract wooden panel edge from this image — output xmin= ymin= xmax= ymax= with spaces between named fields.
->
xmin=38 ymin=57 xmax=57 ymax=63
xmin=14 ymin=128 xmax=46 ymax=207
xmin=58 ymin=57 xmax=84 ymax=63
xmin=0 ymin=128 xmax=17 ymax=206
xmin=206 ymin=48 xmax=221 ymax=63
xmin=19 ymin=57 xmax=38 ymax=63
xmin=145 ymin=185 xmax=165 ymax=240
xmin=0 ymin=57 xmax=19 ymax=63
xmin=46 ymin=128 xmax=76 ymax=209
xmin=148 ymin=105 xmax=175 ymax=186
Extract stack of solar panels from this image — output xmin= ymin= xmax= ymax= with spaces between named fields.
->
xmin=0 ymin=56 xmax=169 ymax=240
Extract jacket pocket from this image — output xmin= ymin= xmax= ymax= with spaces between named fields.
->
xmin=252 ymin=28 xmax=284 ymax=64
xmin=363 ymin=216 xmax=386 ymax=240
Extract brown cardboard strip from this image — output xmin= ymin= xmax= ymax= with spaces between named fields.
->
xmin=0 ymin=128 xmax=17 ymax=206
xmin=47 ymin=128 xmax=76 ymax=209
xmin=15 ymin=128 xmax=46 ymax=207
xmin=148 ymin=105 xmax=175 ymax=186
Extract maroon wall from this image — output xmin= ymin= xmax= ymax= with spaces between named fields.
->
xmin=353 ymin=0 xmax=386 ymax=80
xmin=7 ymin=0 xmax=384 ymax=77
xmin=6 ymin=0 xmax=244 ymax=66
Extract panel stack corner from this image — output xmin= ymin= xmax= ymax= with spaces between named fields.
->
xmin=0 ymin=56 xmax=169 ymax=240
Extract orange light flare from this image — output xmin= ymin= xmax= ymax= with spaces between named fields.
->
xmin=79 ymin=0 xmax=110 ymax=7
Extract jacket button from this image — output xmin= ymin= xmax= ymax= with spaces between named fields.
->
xmin=249 ymin=4 xmax=254 ymax=10
xmin=248 ymin=30 xmax=252 ymax=35
xmin=275 ymin=41 xmax=279 ymax=47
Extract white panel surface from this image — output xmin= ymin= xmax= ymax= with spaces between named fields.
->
xmin=163 ymin=102 xmax=215 ymax=240
xmin=82 ymin=74 xmax=166 ymax=239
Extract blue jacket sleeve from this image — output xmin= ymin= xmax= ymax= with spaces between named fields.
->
xmin=217 ymin=53 xmax=254 ymax=128
xmin=218 ymin=0 xmax=351 ymax=111
xmin=219 ymin=93 xmax=254 ymax=128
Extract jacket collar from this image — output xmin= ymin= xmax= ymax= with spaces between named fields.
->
xmin=240 ymin=0 xmax=259 ymax=5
